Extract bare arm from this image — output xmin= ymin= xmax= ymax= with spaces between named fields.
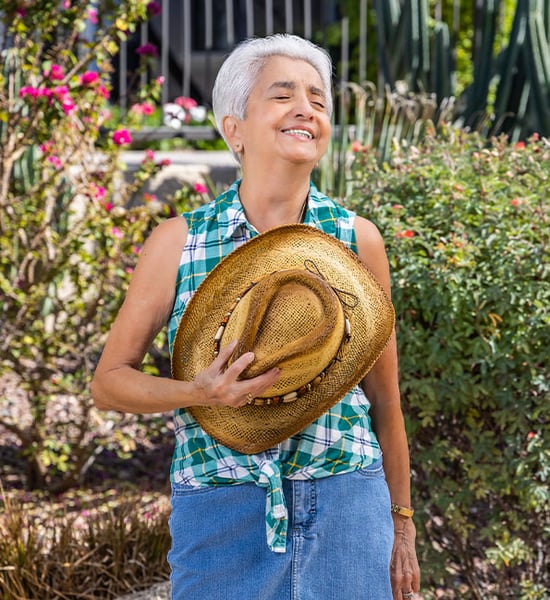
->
xmin=354 ymin=215 xmax=420 ymax=598
xmin=91 ymin=216 xmax=279 ymax=414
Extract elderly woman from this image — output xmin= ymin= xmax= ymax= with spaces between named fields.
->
xmin=92 ymin=34 xmax=420 ymax=600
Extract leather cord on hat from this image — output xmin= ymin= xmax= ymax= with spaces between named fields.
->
xmin=303 ymin=259 xmax=359 ymax=309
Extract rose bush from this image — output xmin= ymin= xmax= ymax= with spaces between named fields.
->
xmin=0 ymin=1 xmax=201 ymax=492
xmin=347 ymin=129 xmax=549 ymax=599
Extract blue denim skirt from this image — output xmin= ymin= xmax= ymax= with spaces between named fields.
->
xmin=168 ymin=458 xmax=393 ymax=600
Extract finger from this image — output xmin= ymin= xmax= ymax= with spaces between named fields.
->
xmin=214 ymin=339 xmax=238 ymax=365
xmin=224 ymin=350 xmax=256 ymax=379
xmin=247 ymin=367 xmax=281 ymax=397
xmin=227 ymin=367 xmax=281 ymax=407
xmin=411 ymin=561 xmax=421 ymax=592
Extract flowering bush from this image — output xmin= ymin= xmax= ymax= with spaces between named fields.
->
xmin=347 ymin=129 xmax=549 ymax=599
xmin=0 ymin=1 xmax=201 ymax=492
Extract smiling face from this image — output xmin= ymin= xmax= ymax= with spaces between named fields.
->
xmin=222 ymin=55 xmax=331 ymax=169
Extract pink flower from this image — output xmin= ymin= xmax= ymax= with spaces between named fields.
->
xmin=159 ymin=158 xmax=171 ymax=166
xmin=510 ymin=198 xmax=522 ymax=207
xmin=60 ymin=95 xmax=76 ymax=114
xmin=136 ymin=43 xmax=158 ymax=58
xmin=88 ymin=8 xmax=98 ymax=24
xmin=125 ymin=267 xmax=134 ymax=274
xmin=132 ymin=245 xmax=142 ymax=255
xmin=391 ymin=204 xmax=404 ymax=211
xmin=52 ymin=85 xmax=69 ymax=98
xmin=102 ymin=202 xmax=114 ymax=212
xmin=19 ymin=86 xmax=40 ymax=98
xmin=141 ymin=150 xmax=155 ymax=165
xmin=45 ymin=64 xmax=64 ymax=80
xmin=97 ymin=85 xmax=110 ymax=99
xmin=40 ymin=141 xmax=54 ymax=153
xmin=63 ymin=0 xmax=71 ymax=8
xmin=112 ymin=129 xmax=132 ymax=146
xmin=515 ymin=141 xmax=525 ymax=150
xmin=47 ymin=155 xmax=62 ymax=169
xmin=111 ymin=226 xmax=124 ymax=239
xmin=351 ymin=140 xmax=364 ymax=153
xmin=143 ymin=193 xmax=158 ymax=202
xmin=194 ymin=182 xmax=208 ymax=194
xmin=131 ymin=102 xmax=155 ymax=116
xmin=156 ymin=76 xmax=165 ymax=85
xmin=80 ymin=71 xmax=99 ymax=86
xmin=396 ymin=229 xmax=415 ymax=239
xmin=92 ymin=184 xmax=106 ymax=200
xmin=175 ymin=96 xmax=198 ymax=110
xmin=147 ymin=1 xmax=162 ymax=16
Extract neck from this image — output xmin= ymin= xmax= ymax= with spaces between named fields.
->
xmin=238 ymin=167 xmax=312 ymax=232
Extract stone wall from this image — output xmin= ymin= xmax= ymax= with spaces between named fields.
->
xmin=121 ymin=150 xmax=239 ymax=204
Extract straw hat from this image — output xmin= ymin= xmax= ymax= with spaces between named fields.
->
xmin=171 ymin=224 xmax=395 ymax=454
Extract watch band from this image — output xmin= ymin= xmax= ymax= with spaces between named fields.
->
xmin=390 ymin=503 xmax=415 ymax=518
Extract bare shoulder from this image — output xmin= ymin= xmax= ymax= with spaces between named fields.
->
xmin=123 ymin=215 xmax=188 ymax=308
xmin=353 ymin=215 xmax=391 ymax=293
xmin=93 ymin=216 xmax=189 ymax=373
xmin=354 ymin=215 xmax=385 ymax=251
xmin=140 ymin=215 xmax=189 ymax=258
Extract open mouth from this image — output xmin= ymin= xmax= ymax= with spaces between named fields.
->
xmin=282 ymin=128 xmax=314 ymax=140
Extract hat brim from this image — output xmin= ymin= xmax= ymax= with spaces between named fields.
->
xmin=171 ymin=224 xmax=395 ymax=454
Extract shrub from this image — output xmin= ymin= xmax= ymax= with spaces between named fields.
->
xmin=0 ymin=485 xmax=171 ymax=599
xmin=0 ymin=1 xmax=202 ymax=492
xmin=346 ymin=130 xmax=549 ymax=599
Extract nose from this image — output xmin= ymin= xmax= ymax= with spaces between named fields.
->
xmin=293 ymin=93 xmax=315 ymax=120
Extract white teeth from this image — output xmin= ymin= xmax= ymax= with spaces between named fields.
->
xmin=283 ymin=129 xmax=313 ymax=139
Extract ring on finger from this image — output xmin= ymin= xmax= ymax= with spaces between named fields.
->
xmin=246 ymin=392 xmax=254 ymax=404
xmin=403 ymin=592 xmax=415 ymax=599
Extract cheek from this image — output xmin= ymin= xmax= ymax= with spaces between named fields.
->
xmin=318 ymin=122 xmax=331 ymax=150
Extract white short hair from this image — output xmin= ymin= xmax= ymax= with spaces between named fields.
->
xmin=212 ymin=34 xmax=333 ymax=152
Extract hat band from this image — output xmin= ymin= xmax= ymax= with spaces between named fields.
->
xmin=213 ymin=276 xmax=353 ymax=407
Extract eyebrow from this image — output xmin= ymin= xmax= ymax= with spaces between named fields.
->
xmin=268 ymin=81 xmax=326 ymax=99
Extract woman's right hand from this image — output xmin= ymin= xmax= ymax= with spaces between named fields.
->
xmin=192 ymin=340 xmax=281 ymax=408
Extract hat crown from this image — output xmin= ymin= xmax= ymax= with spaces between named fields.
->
xmin=222 ymin=268 xmax=345 ymax=397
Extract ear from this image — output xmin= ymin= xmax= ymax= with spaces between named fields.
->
xmin=222 ymin=115 xmax=243 ymax=154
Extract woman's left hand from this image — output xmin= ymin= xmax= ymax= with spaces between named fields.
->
xmin=390 ymin=517 xmax=421 ymax=600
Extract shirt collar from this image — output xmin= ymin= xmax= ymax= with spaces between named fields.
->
xmin=215 ymin=180 xmax=250 ymax=241
xmin=217 ymin=179 xmax=324 ymax=241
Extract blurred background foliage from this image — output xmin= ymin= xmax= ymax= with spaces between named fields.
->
xmin=347 ymin=130 xmax=549 ymax=599
xmin=325 ymin=0 xmax=549 ymax=140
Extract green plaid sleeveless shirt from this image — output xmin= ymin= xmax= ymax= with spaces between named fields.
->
xmin=167 ymin=180 xmax=382 ymax=552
